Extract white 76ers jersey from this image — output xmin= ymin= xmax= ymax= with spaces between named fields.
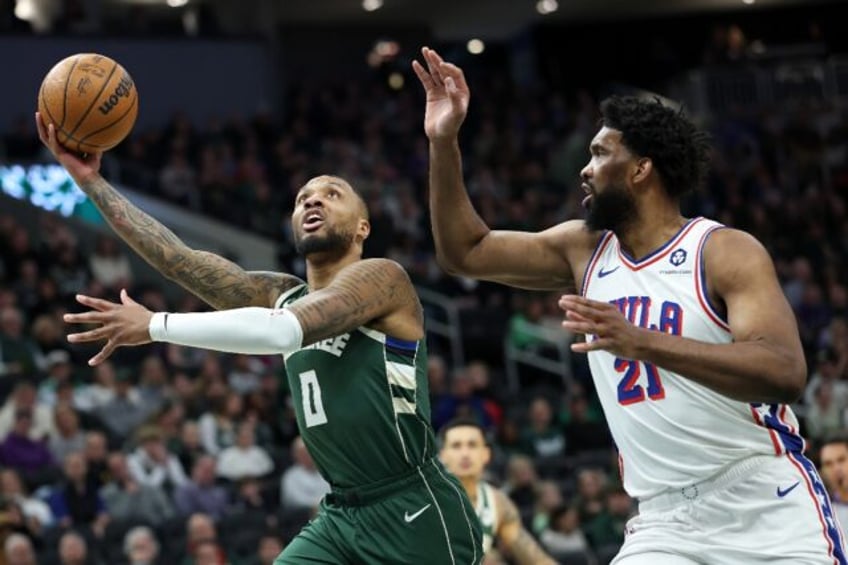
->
xmin=582 ymin=217 xmax=805 ymax=500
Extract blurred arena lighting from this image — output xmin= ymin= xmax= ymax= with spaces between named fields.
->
xmin=362 ymin=0 xmax=383 ymax=12
xmin=14 ymin=0 xmax=60 ymax=32
xmin=467 ymin=39 xmax=486 ymax=55
xmin=742 ymin=0 xmax=755 ymax=4
xmin=166 ymin=0 xmax=189 ymax=6
xmin=388 ymin=72 xmax=405 ymax=90
xmin=367 ymin=39 xmax=400 ymax=67
xmin=536 ymin=0 xmax=558 ymax=15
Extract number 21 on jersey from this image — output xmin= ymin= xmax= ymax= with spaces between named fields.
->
xmin=299 ymin=370 xmax=328 ymax=427
xmin=615 ymin=358 xmax=665 ymax=405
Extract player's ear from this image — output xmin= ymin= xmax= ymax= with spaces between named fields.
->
xmin=632 ymin=157 xmax=653 ymax=185
xmin=357 ymin=219 xmax=370 ymax=242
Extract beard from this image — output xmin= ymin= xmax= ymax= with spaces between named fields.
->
xmin=294 ymin=226 xmax=353 ymax=256
xmin=585 ymin=182 xmax=637 ymax=233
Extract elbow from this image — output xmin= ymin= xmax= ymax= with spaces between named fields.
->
xmin=774 ymin=356 xmax=807 ymax=404
xmin=435 ymin=251 xmax=465 ymax=277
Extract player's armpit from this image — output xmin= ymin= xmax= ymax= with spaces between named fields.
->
xmin=496 ymin=490 xmax=557 ymax=565
xmin=79 ymin=175 xmax=303 ymax=309
xmin=286 ymin=259 xmax=421 ymax=345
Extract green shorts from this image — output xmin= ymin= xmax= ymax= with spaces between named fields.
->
xmin=275 ymin=458 xmax=483 ymax=564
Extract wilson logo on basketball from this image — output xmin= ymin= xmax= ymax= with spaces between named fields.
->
xmin=98 ymin=74 xmax=134 ymax=116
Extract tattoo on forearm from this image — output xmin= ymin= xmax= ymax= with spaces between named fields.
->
xmin=83 ymin=176 xmax=301 ymax=309
xmin=291 ymin=260 xmax=419 ymax=344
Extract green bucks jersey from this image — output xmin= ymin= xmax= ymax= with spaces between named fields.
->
xmin=277 ymin=285 xmax=437 ymax=488
xmin=475 ymin=481 xmax=500 ymax=553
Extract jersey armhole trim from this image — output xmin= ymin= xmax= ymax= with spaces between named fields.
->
xmin=580 ymin=231 xmax=614 ymax=297
xmin=695 ymin=226 xmax=732 ymax=332
xmin=274 ymin=283 xmax=307 ymax=309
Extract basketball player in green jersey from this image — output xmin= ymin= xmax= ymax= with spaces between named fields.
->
xmin=37 ymin=114 xmax=482 ymax=564
xmin=439 ymin=419 xmax=556 ymax=565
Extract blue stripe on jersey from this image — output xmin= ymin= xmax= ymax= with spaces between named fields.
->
xmin=698 ymin=227 xmax=729 ymax=325
xmin=789 ymin=451 xmax=848 ymax=565
xmin=762 ymin=404 xmax=805 ymax=453
xmin=619 ymin=217 xmax=699 ymax=265
xmin=386 ymin=336 xmax=418 ymax=351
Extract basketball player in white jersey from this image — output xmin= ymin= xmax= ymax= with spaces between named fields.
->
xmin=439 ymin=418 xmax=557 ymax=565
xmin=414 ymin=46 xmax=846 ymax=564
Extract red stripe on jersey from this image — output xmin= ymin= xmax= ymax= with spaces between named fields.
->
xmin=787 ymin=453 xmax=838 ymax=565
xmin=581 ymin=231 xmax=614 ymax=297
xmin=749 ymin=405 xmax=782 ymax=455
xmin=618 ymin=218 xmax=705 ymax=271
xmin=694 ymin=226 xmax=732 ymax=332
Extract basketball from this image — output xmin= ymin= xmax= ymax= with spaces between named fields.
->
xmin=37 ymin=53 xmax=139 ymax=155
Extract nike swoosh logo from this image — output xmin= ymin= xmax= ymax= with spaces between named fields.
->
xmin=598 ymin=266 xmax=620 ymax=278
xmin=777 ymin=481 xmax=800 ymax=498
xmin=404 ymin=504 xmax=432 ymax=523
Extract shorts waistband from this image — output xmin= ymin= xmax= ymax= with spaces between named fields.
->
xmin=325 ymin=458 xmax=440 ymax=507
xmin=638 ymin=455 xmax=776 ymax=513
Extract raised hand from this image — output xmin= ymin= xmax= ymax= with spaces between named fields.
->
xmin=63 ymin=289 xmax=154 ymax=365
xmin=35 ymin=111 xmax=102 ymax=186
xmin=559 ymin=294 xmax=649 ymax=359
xmin=412 ymin=47 xmax=470 ymax=141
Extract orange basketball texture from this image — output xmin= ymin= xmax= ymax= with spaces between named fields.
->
xmin=38 ymin=53 xmax=139 ymax=154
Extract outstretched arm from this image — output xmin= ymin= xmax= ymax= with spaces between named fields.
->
xmin=64 ymin=259 xmax=420 ymax=364
xmin=413 ymin=47 xmax=583 ymax=291
xmin=35 ymin=113 xmax=300 ymax=309
xmin=560 ymin=229 xmax=806 ymax=403
xmin=495 ymin=490 xmax=557 ymax=565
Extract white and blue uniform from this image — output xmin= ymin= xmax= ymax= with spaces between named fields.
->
xmin=582 ymin=217 xmax=846 ymax=564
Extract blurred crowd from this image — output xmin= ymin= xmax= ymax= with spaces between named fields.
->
xmin=3 ymin=35 xmax=848 ymax=564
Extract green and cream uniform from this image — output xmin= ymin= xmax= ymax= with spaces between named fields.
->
xmin=274 ymin=285 xmax=482 ymax=565
xmin=474 ymin=481 xmax=500 ymax=554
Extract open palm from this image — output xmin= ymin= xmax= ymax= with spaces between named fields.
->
xmin=413 ymin=47 xmax=470 ymax=141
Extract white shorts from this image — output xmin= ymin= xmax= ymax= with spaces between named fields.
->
xmin=613 ymin=453 xmax=847 ymax=565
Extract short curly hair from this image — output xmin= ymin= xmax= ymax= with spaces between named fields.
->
xmin=599 ymin=96 xmax=711 ymax=197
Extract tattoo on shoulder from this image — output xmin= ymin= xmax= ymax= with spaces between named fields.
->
xmin=290 ymin=259 xmax=420 ymax=344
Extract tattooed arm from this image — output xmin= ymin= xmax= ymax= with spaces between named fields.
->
xmin=82 ymin=175 xmax=301 ymax=309
xmin=35 ymin=115 xmax=300 ymax=309
xmin=65 ymin=259 xmax=423 ymax=364
xmin=495 ymin=489 xmax=557 ymax=565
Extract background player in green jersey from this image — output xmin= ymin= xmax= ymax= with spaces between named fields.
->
xmin=439 ymin=418 xmax=556 ymax=565
xmin=38 ymin=114 xmax=482 ymax=564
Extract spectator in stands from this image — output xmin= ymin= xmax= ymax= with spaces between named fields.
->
xmin=173 ymin=455 xmax=229 ymax=520
xmin=96 ymin=369 xmax=150 ymax=443
xmin=0 ymin=468 xmax=53 ymax=531
xmin=229 ymin=477 xmax=276 ymax=519
xmin=183 ymin=513 xmax=218 ymax=564
xmin=280 ymin=436 xmax=329 ymax=511
xmin=0 ymin=382 xmax=53 ymax=441
xmin=227 ymin=354 xmax=264 ymax=395
xmin=174 ymin=420 xmax=205 ymax=475
xmin=191 ymin=539 xmax=228 ymax=565
xmin=48 ymin=242 xmax=90 ymax=300
xmin=101 ymin=451 xmax=175 ymax=526
xmin=519 ymin=397 xmax=565 ymax=458
xmin=0 ymin=306 xmax=39 ymax=378
xmin=583 ymin=485 xmax=634 ymax=555
xmin=819 ymin=436 xmax=848 ymax=536
xmin=197 ymin=392 xmax=241 ymax=456
xmin=0 ymin=407 xmax=54 ymax=475
xmin=216 ymin=421 xmax=273 ymax=481
xmin=83 ymin=431 xmax=110 ymax=488
xmin=431 ymin=369 xmax=493 ymax=431
xmin=127 ymin=426 xmax=188 ymax=495
xmin=502 ymin=454 xmax=538 ymax=512
xmin=563 ymin=393 xmax=612 ymax=455
xmin=2 ymin=532 xmax=37 ymax=565
xmin=57 ymin=530 xmax=91 ymax=565
xmin=531 ymin=480 xmax=564 ymax=534
xmin=88 ymin=235 xmax=133 ymax=292
xmin=159 ymin=149 xmax=200 ymax=210
xmin=574 ymin=468 xmax=607 ymax=525
xmin=124 ymin=525 xmax=162 ymax=565
xmin=74 ymin=361 xmax=117 ymax=413
xmin=539 ymin=505 xmax=591 ymax=558
xmin=806 ymin=379 xmax=847 ymax=442
xmin=47 ymin=451 xmax=109 ymax=538
xmin=137 ymin=355 xmax=169 ymax=414
xmin=49 ymin=405 xmax=86 ymax=463
xmin=254 ymin=533 xmax=285 ymax=565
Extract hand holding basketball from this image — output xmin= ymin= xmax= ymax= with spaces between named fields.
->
xmin=37 ymin=53 xmax=138 ymax=155
xmin=35 ymin=112 xmax=102 ymax=186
